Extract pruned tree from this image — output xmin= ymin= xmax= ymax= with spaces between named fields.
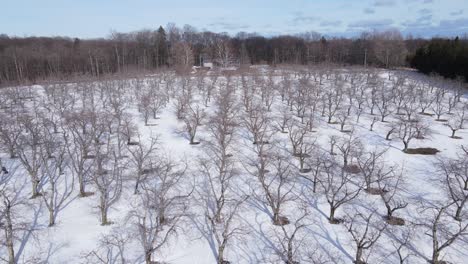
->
xmin=273 ymin=207 xmax=309 ymax=264
xmin=444 ymin=104 xmax=467 ymax=139
xmin=128 ymin=189 xmax=185 ymax=264
xmin=419 ymin=203 xmax=468 ymax=264
xmin=0 ymin=167 xmax=30 ymax=264
xmin=40 ymin=135 xmax=75 ymax=226
xmin=437 ymin=155 xmax=468 ymax=221
xmin=140 ymin=155 xmax=189 ymax=225
xmin=357 ymin=148 xmax=395 ymax=194
xmin=395 ymin=117 xmax=429 ymax=152
xmin=344 ymin=212 xmax=386 ymax=264
xmin=319 ymin=157 xmax=362 ymax=224
xmin=377 ymin=168 xmax=408 ymax=225
xmin=64 ymin=112 xmax=95 ymax=197
xmin=182 ymin=103 xmax=206 ymax=145
xmin=127 ymin=134 xmax=158 ymax=194
xmin=15 ymin=113 xmax=46 ymax=198
xmin=82 ymin=226 xmax=132 ymax=264
xmin=92 ymin=145 xmax=125 ymax=225
xmin=247 ymin=150 xmax=296 ymax=226
xmin=0 ymin=113 xmax=21 ymax=158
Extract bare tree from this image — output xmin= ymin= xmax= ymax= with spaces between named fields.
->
xmin=444 ymin=104 xmax=467 ymax=139
xmin=40 ymin=136 xmax=75 ymax=226
xmin=395 ymin=117 xmax=428 ymax=152
xmin=182 ymin=103 xmax=206 ymax=145
xmin=128 ymin=190 xmax=185 ymax=264
xmin=82 ymin=226 xmax=132 ymax=264
xmin=140 ymin=156 xmax=189 ymax=225
xmin=127 ymin=134 xmax=158 ymax=194
xmin=357 ymin=148 xmax=394 ymax=194
xmin=344 ymin=212 xmax=386 ymax=264
xmin=247 ymin=150 xmax=296 ymax=226
xmin=243 ymin=104 xmax=272 ymax=145
xmin=273 ymin=207 xmax=309 ymax=264
xmin=0 ymin=114 xmax=21 ymax=158
xmin=92 ymin=145 xmax=125 ymax=225
xmin=431 ymin=89 xmax=448 ymax=121
xmin=419 ymin=203 xmax=468 ymax=264
xmin=15 ymin=113 xmax=46 ymax=198
xmin=0 ymin=168 xmax=30 ymax=264
xmin=377 ymin=169 xmax=408 ymax=225
xmin=319 ymin=157 xmax=362 ymax=224
xmin=64 ymin=112 xmax=95 ymax=197
xmin=286 ymin=119 xmax=309 ymax=158
xmin=437 ymin=155 xmax=468 ymax=221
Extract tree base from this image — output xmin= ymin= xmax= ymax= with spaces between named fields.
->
xmin=403 ymin=148 xmax=440 ymax=155
xmin=273 ymin=216 xmax=290 ymax=226
xmin=78 ymin=191 xmax=95 ymax=198
xmin=365 ymin=187 xmax=388 ymax=195
xmin=386 ymin=216 xmax=405 ymax=226
xmin=329 ymin=218 xmax=343 ymax=224
xmin=343 ymin=164 xmax=361 ymax=174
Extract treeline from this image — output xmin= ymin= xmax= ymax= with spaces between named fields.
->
xmin=410 ymin=37 xmax=468 ymax=82
xmin=0 ymin=24 xmax=426 ymax=86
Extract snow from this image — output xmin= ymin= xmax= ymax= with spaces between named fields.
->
xmin=0 ymin=67 xmax=467 ymax=264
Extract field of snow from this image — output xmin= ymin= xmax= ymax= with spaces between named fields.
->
xmin=0 ymin=66 xmax=467 ymax=264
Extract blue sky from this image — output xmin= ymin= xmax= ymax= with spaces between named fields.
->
xmin=1 ymin=0 xmax=467 ymax=38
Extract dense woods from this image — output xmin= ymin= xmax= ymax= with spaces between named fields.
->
xmin=1 ymin=24 xmax=467 ymax=87
xmin=410 ymin=37 xmax=468 ymax=82
xmin=0 ymin=25 xmax=418 ymax=86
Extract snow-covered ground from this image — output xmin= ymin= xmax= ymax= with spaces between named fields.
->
xmin=0 ymin=67 xmax=467 ymax=264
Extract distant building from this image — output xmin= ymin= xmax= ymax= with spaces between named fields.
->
xmin=203 ymin=62 xmax=213 ymax=69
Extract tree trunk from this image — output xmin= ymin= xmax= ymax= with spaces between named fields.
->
xmin=79 ymin=178 xmax=86 ymax=197
xmin=217 ymin=243 xmax=226 ymax=264
xmin=329 ymin=206 xmax=336 ymax=223
xmin=355 ymin=246 xmax=363 ymax=264
xmin=403 ymin=141 xmax=408 ymax=151
xmin=100 ymin=196 xmax=108 ymax=225
xmin=31 ymin=177 xmax=40 ymax=198
xmin=145 ymin=251 xmax=152 ymax=264
xmin=49 ymin=208 xmax=55 ymax=226
xmin=454 ymin=199 xmax=466 ymax=221
xmin=5 ymin=205 xmax=15 ymax=264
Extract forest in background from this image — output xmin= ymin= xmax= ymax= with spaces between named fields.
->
xmin=0 ymin=23 xmax=466 ymax=86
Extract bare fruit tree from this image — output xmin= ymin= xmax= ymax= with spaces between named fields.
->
xmin=319 ymin=156 xmax=362 ymax=224
xmin=418 ymin=203 xmax=468 ymax=264
xmin=92 ymin=145 xmax=125 ymax=225
xmin=127 ymin=134 xmax=158 ymax=194
xmin=344 ymin=212 xmax=386 ymax=264
xmin=182 ymin=103 xmax=206 ymax=145
xmin=272 ymin=207 xmax=309 ymax=264
xmin=40 ymin=137 xmax=75 ymax=226
xmin=15 ymin=113 xmax=46 ymax=198
xmin=247 ymin=150 xmax=296 ymax=226
xmin=436 ymin=155 xmax=468 ymax=221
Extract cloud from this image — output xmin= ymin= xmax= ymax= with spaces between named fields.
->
xmin=373 ymin=0 xmax=396 ymax=7
xmin=401 ymin=17 xmax=468 ymax=37
xmin=363 ymin=8 xmax=375 ymax=14
xmin=292 ymin=13 xmax=319 ymax=24
xmin=320 ymin=20 xmax=342 ymax=27
xmin=450 ymin=10 xmax=464 ymax=16
xmin=348 ymin=19 xmax=394 ymax=29
xmin=418 ymin=8 xmax=431 ymax=14
xmin=439 ymin=18 xmax=468 ymax=29
xmin=407 ymin=0 xmax=433 ymax=4
xmin=208 ymin=21 xmax=250 ymax=31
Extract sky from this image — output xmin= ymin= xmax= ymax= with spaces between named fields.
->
xmin=1 ymin=0 xmax=467 ymax=39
